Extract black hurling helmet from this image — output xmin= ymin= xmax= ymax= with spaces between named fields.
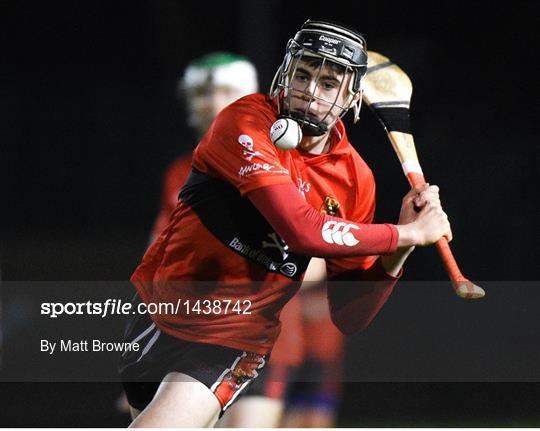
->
xmin=269 ymin=19 xmax=368 ymax=136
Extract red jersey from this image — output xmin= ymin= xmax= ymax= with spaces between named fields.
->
xmin=150 ymin=155 xmax=193 ymax=240
xmin=131 ymin=93 xmax=390 ymax=355
xmin=150 ymin=150 xmax=306 ymax=366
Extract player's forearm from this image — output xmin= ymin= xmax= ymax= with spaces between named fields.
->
xmin=327 ymin=259 xmax=400 ymax=335
xmin=380 ymin=245 xmax=415 ymax=277
xmin=247 ymin=183 xmax=399 ymax=258
xmin=394 ymin=224 xmax=420 ymax=248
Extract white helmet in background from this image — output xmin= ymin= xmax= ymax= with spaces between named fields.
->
xmin=180 ymin=52 xmax=258 ymax=136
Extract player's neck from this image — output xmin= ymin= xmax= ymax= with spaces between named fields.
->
xmin=298 ymin=133 xmax=331 ymax=155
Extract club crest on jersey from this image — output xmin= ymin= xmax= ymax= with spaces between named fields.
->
xmin=320 ymin=196 xmax=340 ymax=216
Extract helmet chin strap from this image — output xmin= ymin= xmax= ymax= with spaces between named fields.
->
xmin=287 ymin=111 xmax=328 ymax=136
xmin=302 ymin=124 xmax=327 ymax=137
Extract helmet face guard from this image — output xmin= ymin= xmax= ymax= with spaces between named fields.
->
xmin=270 ymin=20 xmax=368 ymax=136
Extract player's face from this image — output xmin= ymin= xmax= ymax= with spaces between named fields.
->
xmin=285 ymin=58 xmax=355 ymax=130
xmin=189 ymin=84 xmax=247 ymax=135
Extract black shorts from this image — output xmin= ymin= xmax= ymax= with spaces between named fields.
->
xmin=118 ymin=295 xmax=267 ymax=413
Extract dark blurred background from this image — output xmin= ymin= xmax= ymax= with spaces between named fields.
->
xmin=0 ymin=0 xmax=538 ymax=427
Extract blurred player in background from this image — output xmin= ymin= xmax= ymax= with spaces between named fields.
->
xmin=119 ymin=19 xmax=451 ymax=427
xmin=150 ymin=52 xmax=258 ymax=240
xmin=281 ymin=285 xmax=346 ymax=428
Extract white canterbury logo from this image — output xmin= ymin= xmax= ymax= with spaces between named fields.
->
xmin=322 ymin=221 xmax=360 ymax=246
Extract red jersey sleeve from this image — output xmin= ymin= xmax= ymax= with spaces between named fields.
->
xmin=325 ymin=168 xmax=379 ymax=277
xmin=247 ymin=183 xmax=399 ymax=258
xmin=192 ymin=95 xmax=294 ymax=196
xmin=327 ymin=259 xmax=401 ymax=335
xmin=322 ymin=162 xmax=402 ymax=335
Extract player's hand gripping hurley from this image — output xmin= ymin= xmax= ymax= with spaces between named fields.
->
xmin=362 ymin=51 xmax=485 ymax=299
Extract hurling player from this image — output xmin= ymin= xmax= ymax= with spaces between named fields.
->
xmin=120 ymin=19 xmax=451 ymax=427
